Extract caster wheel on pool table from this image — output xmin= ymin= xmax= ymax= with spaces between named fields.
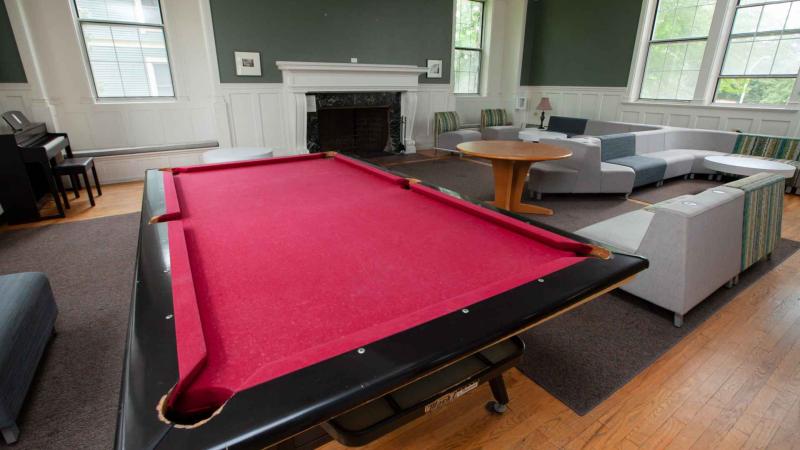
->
xmin=486 ymin=401 xmax=508 ymax=414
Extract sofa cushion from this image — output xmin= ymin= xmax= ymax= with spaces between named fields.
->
xmin=481 ymin=109 xmax=511 ymax=128
xmin=607 ymin=155 xmax=667 ymax=188
xmin=436 ymin=129 xmax=482 ymax=151
xmin=599 ymin=133 xmax=636 ymax=161
xmin=528 ymin=162 xmax=579 ymax=193
xmin=577 ymin=209 xmax=655 ymax=253
xmin=482 ymin=125 xmax=520 ymax=141
xmin=600 ymin=162 xmax=636 ymax=194
xmin=664 ymin=149 xmax=728 ymax=173
xmin=645 ymin=150 xmax=696 ymax=179
xmin=547 ymin=116 xmax=588 ymax=136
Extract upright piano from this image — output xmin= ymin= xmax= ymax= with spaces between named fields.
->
xmin=1 ymin=111 xmax=70 ymax=223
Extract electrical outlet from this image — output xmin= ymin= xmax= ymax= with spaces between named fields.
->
xmin=351 ymin=57 xmax=358 ymax=63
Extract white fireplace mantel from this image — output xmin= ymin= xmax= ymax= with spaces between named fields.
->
xmin=276 ymin=61 xmax=428 ymax=153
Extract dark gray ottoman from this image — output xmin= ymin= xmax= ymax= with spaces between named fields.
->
xmin=0 ymin=272 xmax=58 ymax=444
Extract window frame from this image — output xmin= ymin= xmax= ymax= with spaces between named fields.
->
xmin=72 ymin=0 xmax=177 ymax=101
xmin=630 ymin=0 xmax=800 ymax=109
xmin=638 ymin=0 xmax=718 ymax=102
xmin=712 ymin=0 xmax=800 ymax=106
xmin=452 ymin=0 xmax=486 ymax=96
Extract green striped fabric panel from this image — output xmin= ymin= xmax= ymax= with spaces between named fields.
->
xmin=725 ymin=173 xmax=784 ymax=271
xmin=480 ymin=109 xmax=510 ymax=128
xmin=727 ymin=154 xmax=800 ymax=190
xmin=733 ymin=134 xmax=800 ymax=160
xmin=434 ymin=111 xmax=460 ymax=147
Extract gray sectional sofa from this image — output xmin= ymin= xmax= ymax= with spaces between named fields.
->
xmin=530 ymin=124 xmax=748 ymax=197
xmin=576 ymin=173 xmax=785 ymax=327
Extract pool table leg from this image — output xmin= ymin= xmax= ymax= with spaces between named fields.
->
xmin=486 ymin=375 xmax=510 ymax=414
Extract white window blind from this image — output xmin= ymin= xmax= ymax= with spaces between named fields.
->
xmin=74 ymin=0 xmax=174 ymax=98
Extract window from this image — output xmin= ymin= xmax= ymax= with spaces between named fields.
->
xmin=715 ymin=0 xmax=800 ymax=105
xmin=453 ymin=0 xmax=485 ymax=95
xmin=74 ymin=0 xmax=174 ymax=99
xmin=640 ymin=0 xmax=717 ymax=100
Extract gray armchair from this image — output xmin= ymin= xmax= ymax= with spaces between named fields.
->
xmin=433 ymin=111 xmax=481 ymax=153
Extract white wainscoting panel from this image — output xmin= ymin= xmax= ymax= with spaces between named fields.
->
xmin=519 ymin=86 xmax=628 ymax=126
xmin=520 ymin=86 xmax=800 ymax=137
xmin=0 ymin=84 xmax=32 ymax=134
xmin=93 ymin=147 xmax=214 ymax=184
xmin=218 ymin=83 xmax=454 ymax=154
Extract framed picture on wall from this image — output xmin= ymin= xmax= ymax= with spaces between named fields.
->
xmin=426 ymin=59 xmax=443 ymax=79
xmin=235 ymin=51 xmax=262 ymax=76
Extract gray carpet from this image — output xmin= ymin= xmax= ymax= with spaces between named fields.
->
xmin=389 ymin=158 xmax=643 ymax=231
xmin=518 ymin=239 xmax=800 ymax=415
xmin=0 ymin=161 xmax=791 ymax=447
xmin=385 ymin=156 xmax=800 ymax=415
xmin=0 ymin=214 xmax=139 ymax=449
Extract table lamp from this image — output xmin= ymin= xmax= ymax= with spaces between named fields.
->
xmin=536 ymin=97 xmax=552 ymax=129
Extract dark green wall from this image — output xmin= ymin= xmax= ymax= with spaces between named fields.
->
xmin=520 ymin=0 xmax=642 ymax=87
xmin=0 ymin=2 xmax=26 ymax=83
xmin=209 ymin=0 xmax=452 ymax=84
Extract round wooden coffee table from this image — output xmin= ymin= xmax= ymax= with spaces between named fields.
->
xmin=457 ymin=140 xmax=572 ymax=215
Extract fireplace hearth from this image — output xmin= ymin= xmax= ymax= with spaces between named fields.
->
xmin=307 ymin=92 xmax=404 ymax=156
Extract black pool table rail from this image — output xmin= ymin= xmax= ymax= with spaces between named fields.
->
xmin=115 ymin=160 xmax=648 ymax=450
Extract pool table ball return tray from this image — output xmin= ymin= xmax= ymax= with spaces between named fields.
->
xmin=115 ymin=153 xmax=647 ymax=449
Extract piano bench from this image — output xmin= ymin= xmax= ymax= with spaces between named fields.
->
xmin=52 ymin=157 xmax=102 ymax=208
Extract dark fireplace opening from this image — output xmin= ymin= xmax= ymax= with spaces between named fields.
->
xmin=307 ymin=92 xmax=405 ymax=156
xmin=318 ymin=106 xmax=390 ymax=157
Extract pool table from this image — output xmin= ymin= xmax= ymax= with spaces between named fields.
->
xmin=116 ymin=152 xmax=647 ymax=449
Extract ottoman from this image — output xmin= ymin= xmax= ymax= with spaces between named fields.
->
xmin=0 ymin=272 xmax=58 ymax=444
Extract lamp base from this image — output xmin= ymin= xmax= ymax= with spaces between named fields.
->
xmin=539 ymin=111 xmax=546 ymax=129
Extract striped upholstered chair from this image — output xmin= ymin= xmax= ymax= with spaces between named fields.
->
xmin=729 ymin=134 xmax=800 ymax=194
xmin=433 ymin=111 xmax=481 ymax=154
xmin=725 ymin=172 xmax=785 ymax=273
xmin=480 ymin=109 xmax=519 ymax=141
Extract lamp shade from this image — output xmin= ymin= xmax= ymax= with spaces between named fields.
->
xmin=536 ymin=97 xmax=553 ymax=111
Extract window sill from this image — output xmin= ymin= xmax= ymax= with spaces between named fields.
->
xmin=92 ymin=96 xmax=180 ymax=106
xmin=621 ymin=100 xmax=800 ymax=113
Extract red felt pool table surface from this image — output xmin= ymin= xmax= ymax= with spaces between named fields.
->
xmin=158 ymin=153 xmax=593 ymax=417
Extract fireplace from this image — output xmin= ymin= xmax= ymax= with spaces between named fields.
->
xmin=318 ymin=106 xmax=390 ymax=156
xmin=307 ymin=92 xmax=404 ymax=156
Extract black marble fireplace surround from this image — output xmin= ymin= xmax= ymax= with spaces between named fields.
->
xmin=307 ymin=92 xmax=404 ymax=156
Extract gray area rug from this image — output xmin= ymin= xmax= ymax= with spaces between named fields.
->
xmin=518 ymin=239 xmax=800 ymax=415
xmin=0 ymin=160 xmax=789 ymax=447
xmin=388 ymin=158 xmax=644 ymax=231
xmin=0 ymin=214 xmax=139 ymax=449
xmin=385 ymin=155 xmax=800 ymax=415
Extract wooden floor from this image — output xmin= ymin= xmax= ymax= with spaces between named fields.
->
xmin=0 ymin=181 xmax=143 ymax=232
xmin=3 ymin=163 xmax=799 ymax=449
